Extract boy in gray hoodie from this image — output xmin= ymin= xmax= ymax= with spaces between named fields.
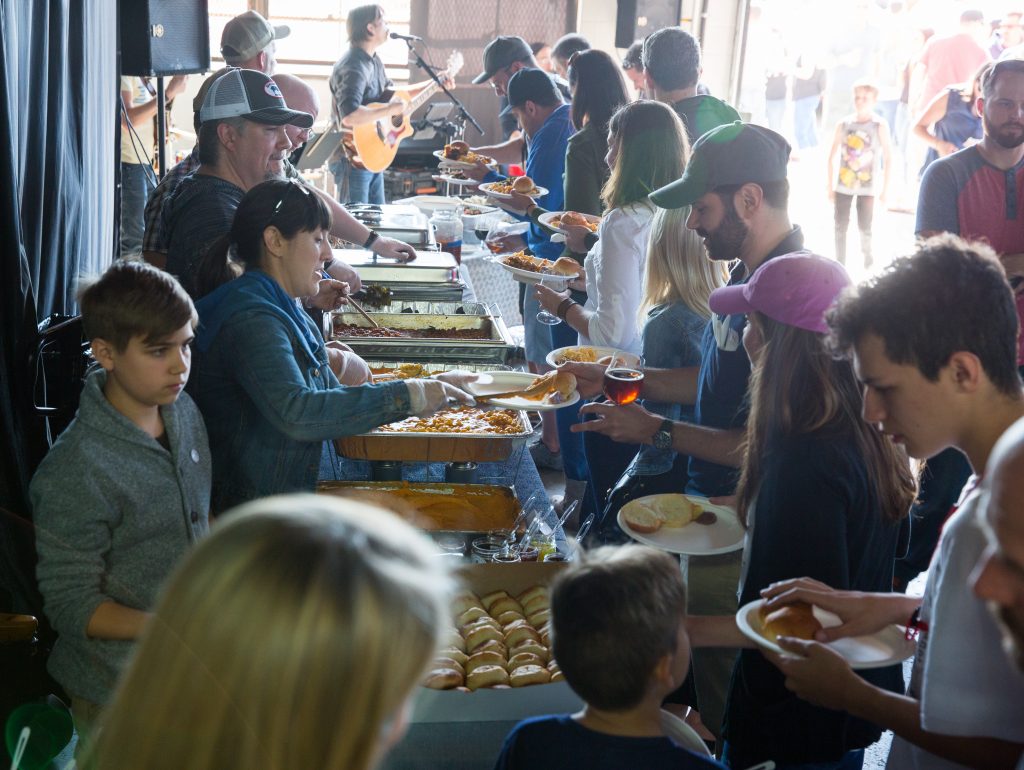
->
xmin=31 ymin=260 xmax=211 ymax=743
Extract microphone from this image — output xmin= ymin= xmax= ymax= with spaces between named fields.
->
xmin=390 ymin=31 xmax=423 ymax=42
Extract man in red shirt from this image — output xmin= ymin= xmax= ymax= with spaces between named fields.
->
xmin=914 ymin=9 xmax=990 ymax=112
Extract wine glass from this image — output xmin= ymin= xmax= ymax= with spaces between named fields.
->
xmin=536 ymin=274 xmax=564 ymax=326
xmin=603 ymin=352 xmax=644 ymax=405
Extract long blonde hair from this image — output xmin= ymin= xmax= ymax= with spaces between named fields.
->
xmin=85 ymin=495 xmax=453 ymax=770
xmin=638 ymin=206 xmax=727 ymax=322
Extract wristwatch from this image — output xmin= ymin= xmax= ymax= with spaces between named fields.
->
xmin=652 ymin=418 xmax=673 ymax=450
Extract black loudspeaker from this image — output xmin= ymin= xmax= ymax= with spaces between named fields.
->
xmin=120 ymin=0 xmax=211 ymax=76
xmin=615 ymin=0 xmax=682 ymax=49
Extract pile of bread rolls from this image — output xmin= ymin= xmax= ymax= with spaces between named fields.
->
xmin=424 ymin=585 xmax=563 ymax=691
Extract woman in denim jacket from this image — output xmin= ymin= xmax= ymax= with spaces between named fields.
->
xmin=188 ymin=180 xmax=473 ymax=512
xmin=592 ymin=207 xmax=725 ymax=542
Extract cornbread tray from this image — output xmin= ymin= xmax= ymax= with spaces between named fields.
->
xmin=316 ymin=480 xmax=520 ymax=533
xmin=334 ymin=362 xmax=532 ymax=463
xmin=328 ymin=311 xmax=516 ymax=365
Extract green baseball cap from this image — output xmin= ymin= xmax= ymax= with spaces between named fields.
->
xmin=649 ymin=121 xmax=791 ymax=209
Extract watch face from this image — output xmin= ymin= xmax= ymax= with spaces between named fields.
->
xmin=653 ymin=430 xmax=672 ymax=451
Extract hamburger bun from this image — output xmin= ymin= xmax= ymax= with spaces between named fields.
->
xmin=517 ymin=586 xmax=548 ymax=606
xmin=760 ymin=602 xmax=823 ymax=643
xmin=549 ymin=256 xmax=584 ymax=277
xmin=512 ymin=175 xmax=536 ymax=194
xmin=622 ymin=503 xmax=662 ymax=534
xmin=444 ymin=140 xmax=470 ymax=159
xmin=424 ymin=668 xmax=463 ymax=689
xmin=467 ymin=664 xmax=510 ymax=690
xmin=652 ymin=495 xmax=702 ymax=528
xmin=560 ymin=211 xmax=589 ymax=227
xmin=510 ymin=664 xmax=551 ymax=687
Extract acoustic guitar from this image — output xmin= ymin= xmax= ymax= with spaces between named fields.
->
xmin=348 ymin=51 xmax=464 ymax=173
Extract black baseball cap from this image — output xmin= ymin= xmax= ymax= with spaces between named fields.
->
xmin=499 ymin=68 xmax=561 ymax=117
xmin=199 ymin=68 xmax=313 ymax=127
xmin=649 ymin=121 xmax=791 ymax=209
xmin=473 ymin=36 xmax=533 ymax=84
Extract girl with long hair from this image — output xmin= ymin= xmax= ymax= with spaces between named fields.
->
xmin=187 ymin=179 xmax=472 ymax=512
xmin=533 ymin=100 xmax=689 ymax=353
xmin=84 ymin=494 xmax=453 ymax=770
xmin=591 ymin=208 xmax=727 ymax=540
xmin=704 ymin=253 xmax=915 ymax=769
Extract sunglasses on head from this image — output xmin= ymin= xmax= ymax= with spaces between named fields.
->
xmin=269 ymin=181 xmax=312 ymax=223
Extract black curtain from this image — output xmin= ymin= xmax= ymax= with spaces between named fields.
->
xmin=0 ymin=0 xmax=115 ymax=613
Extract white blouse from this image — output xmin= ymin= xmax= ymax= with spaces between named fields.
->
xmin=580 ymin=202 xmax=655 ymax=353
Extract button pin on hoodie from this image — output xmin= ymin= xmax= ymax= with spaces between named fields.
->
xmin=190 ymin=449 xmax=200 ymax=463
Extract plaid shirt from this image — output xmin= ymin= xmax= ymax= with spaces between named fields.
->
xmin=142 ymin=149 xmax=301 ymax=255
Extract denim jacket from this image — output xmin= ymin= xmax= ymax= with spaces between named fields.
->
xmin=189 ymin=272 xmax=411 ymax=512
xmin=629 ymin=301 xmax=707 ymax=476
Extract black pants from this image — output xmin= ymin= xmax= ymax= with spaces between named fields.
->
xmin=834 ymin=192 xmax=874 ymax=266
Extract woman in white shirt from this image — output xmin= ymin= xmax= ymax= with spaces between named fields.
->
xmin=532 ymin=100 xmax=689 ymax=352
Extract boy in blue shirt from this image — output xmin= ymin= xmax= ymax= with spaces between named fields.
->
xmin=494 ymin=545 xmax=724 ymax=770
xmin=31 ymin=261 xmax=211 ymax=744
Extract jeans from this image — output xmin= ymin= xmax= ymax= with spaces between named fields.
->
xmin=120 ymin=162 xmax=154 ymax=256
xmin=329 ymin=158 xmax=384 ymax=204
xmin=766 ymin=99 xmax=786 ymax=133
xmin=792 ymin=95 xmax=820 ymax=149
xmin=834 ymin=193 xmax=874 ymax=266
xmin=723 ymin=744 xmax=864 ymax=770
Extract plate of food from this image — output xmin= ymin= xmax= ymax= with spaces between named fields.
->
xmin=538 ymin=210 xmax=602 ymax=235
xmin=493 ymin=251 xmax=582 ymax=285
xmin=546 ymin=345 xmax=620 ymax=368
xmin=480 ymin=176 xmax=549 ymax=201
xmin=435 ymin=169 xmax=480 ymax=187
xmin=735 ymin=599 xmax=916 ymax=670
xmin=467 ymin=370 xmax=579 ymax=411
xmin=617 ymin=494 xmax=744 ymax=556
xmin=434 ymin=141 xmax=497 ymax=169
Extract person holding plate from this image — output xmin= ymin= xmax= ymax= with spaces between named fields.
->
xmin=692 ymin=253 xmax=914 ymax=769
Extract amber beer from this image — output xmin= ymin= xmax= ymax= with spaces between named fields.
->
xmin=603 ymin=367 xmax=644 ymax=405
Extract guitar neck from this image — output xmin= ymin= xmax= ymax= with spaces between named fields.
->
xmin=405 ymin=74 xmax=447 ymax=115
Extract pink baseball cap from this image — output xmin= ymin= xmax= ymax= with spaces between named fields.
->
xmin=708 ymin=251 xmax=851 ymax=333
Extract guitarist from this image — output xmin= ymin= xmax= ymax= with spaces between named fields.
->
xmin=328 ymin=4 xmax=453 ymax=203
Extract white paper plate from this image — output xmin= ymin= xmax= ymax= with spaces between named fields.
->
xmin=617 ymin=494 xmax=745 ymax=556
xmin=432 ymin=149 xmax=497 ymax=169
xmin=537 ymin=211 xmax=602 ymax=235
xmin=546 ymin=345 xmax=621 ymax=368
xmin=488 ymin=256 xmax=573 ymax=286
xmin=736 ymin=599 xmax=916 ymax=670
xmin=436 ymin=173 xmax=480 ymax=187
xmin=467 ymin=371 xmax=580 ymax=411
xmin=480 ymin=182 xmax=549 ymax=201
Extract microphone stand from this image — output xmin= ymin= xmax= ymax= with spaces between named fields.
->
xmin=401 ymin=38 xmax=484 ymax=138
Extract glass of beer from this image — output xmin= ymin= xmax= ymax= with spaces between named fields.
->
xmin=603 ymin=352 xmax=644 ymax=405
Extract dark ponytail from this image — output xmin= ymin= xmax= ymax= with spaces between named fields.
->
xmin=193 ymin=179 xmax=332 ymax=297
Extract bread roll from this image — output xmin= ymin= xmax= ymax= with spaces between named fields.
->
xmin=508 ymin=651 xmax=545 ymax=669
xmin=457 ymin=606 xmax=488 ymax=627
xmin=467 ymin=664 xmax=510 ymax=690
xmin=512 ymin=175 xmax=535 ymax=193
xmin=510 ymin=640 xmax=548 ymax=662
xmin=760 ymin=602 xmax=823 ymax=642
xmin=497 ymin=610 xmax=525 ymax=627
xmin=475 ymin=639 xmax=509 ymax=657
xmin=465 ymin=623 xmax=503 ymax=652
xmin=652 ymin=495 xmax=701 ymax=528
xmin=481 ymin=590 xmax=510 ymax=611
xmin=439 ymin=647 xmax=468 ymax=666
xmin=526 ymin=609 xmax=551 ymax=628
xmin=560 ymin=211 xmax=589 ymax=227
xmin=462 ymin=616 xmax=501 ymax=634
xmin=522 ymin=594 xmax=550 ymax=615
xmin=424 ymin=668 xmax=463 ymax=689
xmin=504 ymin=624 xmax=540 ymax=648
xmin=510 ymin=664 xmax=551 ymax=687
xmin=444 ymin=140 xmax=470 ymax=159
xmin=465 ymin=650 xmax=506 ymax=673
xmin=489 ymin=597 xmax=524 ymax=617
xmin=623 ymin=503 xmax=662 ymax=534
xmin=516 ymin=586 xmax=548 ymax=606
xmin=452 ymin=592 xmax=483 ymax=616
xmin=550 ymin=669 xmax=565 ymax=682
xmin=446 ymin=630 xmax=466 ymax=652
xmin=433 ymin=657 xmax=465 ymax=677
